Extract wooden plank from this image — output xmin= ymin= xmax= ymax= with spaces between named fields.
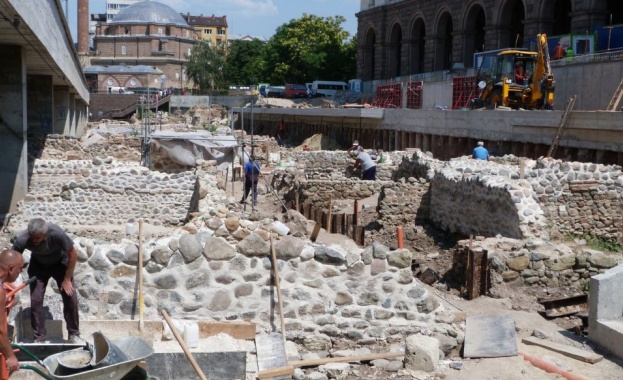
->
xmin=258 ymin=365 xmax=295 ymax=379
xmin=522 ymin=336 xmax=603 ymax=364
xmin=198 ymin=321 xmax=256 ymax=340
xmin=335 ymin=214 xmax=344 ymax=234
xmin=310 ymin=222 xmax=322 ymax=242
xmin=464 ymin=315 xmax=518 ymax=358
xmin=327 ymin=196 xmax=333 ymax=234
xmin=304 ymin=203 xmax=311 ymax=219
xmin=355 ymin=226 xmax=364 ymax=246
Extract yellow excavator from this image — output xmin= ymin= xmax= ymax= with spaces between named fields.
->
xmin=471 ymin=34 xmax=555 ymax=110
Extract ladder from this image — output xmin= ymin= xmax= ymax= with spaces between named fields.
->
xmin=547 ymin=95 xmax=577 ymax=158
xmin=606 ymin=77 xmax=623 ymax=111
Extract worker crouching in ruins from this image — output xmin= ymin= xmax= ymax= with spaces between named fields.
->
xmin=351 ymin=148 xmax=377 ymax=180
xmin=12 ymin=218 xmax=81 ymax=344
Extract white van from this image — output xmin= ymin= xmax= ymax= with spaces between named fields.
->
xmin=107 ymin=86 xmax=135 ymax=94
xmin=311 ymin=80 xmax=347 ymax=97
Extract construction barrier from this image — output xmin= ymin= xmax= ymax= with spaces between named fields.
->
xmin=452 ymin=76 xmax=477 ymax=109
xmin=406 ymin=81 xmax=423 ymax=109
xmin=372 ymin=83 xmax=402 ymax=109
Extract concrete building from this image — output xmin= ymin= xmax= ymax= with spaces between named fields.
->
xmin=356 ymin=0 xmax=623 ymax=80
xmin=0 ymin=0 xmax=89 ymax=215
xmin=181 ymin=13 xmax=228 ymax=48
xmin=90 ymin=1 xmax=199 ymax=90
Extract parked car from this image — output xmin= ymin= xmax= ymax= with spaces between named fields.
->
xmin=284 ymin=84 xmax=308 ymax=98
xmin=265 ymin=86 xmax=285 ymax=98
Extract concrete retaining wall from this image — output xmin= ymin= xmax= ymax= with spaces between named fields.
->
xmin=589 ymin=264 xmax=623 ymax=360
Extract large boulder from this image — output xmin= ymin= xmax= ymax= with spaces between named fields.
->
xmin=178 ymin=234 xmax=203 ymax=263
xmin=405 ymin=334 xmax=439 ymax=372
xmin=203 ymin=236 xmax=236 ymax=260
xmin=237 ymin=233 xmax=270 ymax=257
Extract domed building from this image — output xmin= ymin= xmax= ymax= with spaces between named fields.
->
xmin=88 ymin=0 xmax=199 ymax=92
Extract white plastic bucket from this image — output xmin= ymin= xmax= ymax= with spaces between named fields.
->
xmin=183 ymin=322 xmax=199 ymax=348
xmin=271 ymin=221 xmax=290 ymax=236
xmin=125 ymin=223 xmax=135 ymax=235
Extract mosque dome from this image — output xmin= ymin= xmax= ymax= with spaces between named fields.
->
xmin=111 ymin=1 xmax=188 ymax=27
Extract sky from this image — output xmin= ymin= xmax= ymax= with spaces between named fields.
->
xmin=68 ymin=0 xmax=360 ymax=41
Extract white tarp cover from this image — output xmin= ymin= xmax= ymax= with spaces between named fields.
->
xmin=150 ymin=131 xmax=238 ymax=170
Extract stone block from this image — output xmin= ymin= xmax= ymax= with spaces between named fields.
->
xmin=405 ymin=334 xmax=439 ymax=372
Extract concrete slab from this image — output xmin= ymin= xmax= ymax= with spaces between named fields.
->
xmin=145 ymin=351 xmax=246 ymax=380
xmin=464 ymin=314 xmax=518 ymax=358
xmin=589 ymin=264 xmax=623 ymax=359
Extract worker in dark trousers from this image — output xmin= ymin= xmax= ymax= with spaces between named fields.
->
xmin=241 ymin=157 xmax=261 ymax=205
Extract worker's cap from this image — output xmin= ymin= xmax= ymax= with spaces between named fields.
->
xmin=352 ymin=140 xmax=359 ymax=146
xmin=478 ymin=141 xmax=484 ymax=146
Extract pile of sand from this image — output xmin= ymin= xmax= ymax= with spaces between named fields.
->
xmin=294 ymin=134 xmax=341 ymax=151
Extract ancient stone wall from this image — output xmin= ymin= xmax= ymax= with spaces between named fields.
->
xmin=374 ymin=180 xmax=431 ymax=247
xmin=66 ymin=228 xmax=462 ymax=354
xmin=11 ymin=159 xmax=197 ymax=228
xmin=528 ymin=159 xmax=623 ymax=241
xmin=281 ymin=151 xmax=395 ymax=181
xmin=299 ymin=180 xmax=387 ymax=207
xmin=457 ymin=238 xmax=622 ymax=290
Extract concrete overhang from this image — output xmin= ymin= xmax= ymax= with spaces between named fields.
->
xmin=0 ymin=0 xmax=89 ymax=103
xmin=242 ymin=107 xmax=385 ymax=119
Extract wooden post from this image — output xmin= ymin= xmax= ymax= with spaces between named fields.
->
xmin=310 ymin=222 xmax=322 ymax=242
xmin=138 ymin=219 xmax=144 ymax=331
xmin=270 ymin=237 xmax=286 ymax=347
xmin=520 ymin=158 xmax=525 ymax=180
xmin=265 ymin=144 xmax=270 ymax=166
xmin=224 ymin=168 xmax=229 ymax=194
xmin=353 ymin=199 xmax=359 ymax=225
xmin=396 ymin=226 xmax=404 ymax=249
xmin=327 ymin=196 xmax=333 ymax=234
xmin=295 ymin=192 xmax=300 ymax=213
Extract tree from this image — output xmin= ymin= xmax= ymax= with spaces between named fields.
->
xmin=263 ymin=14 xmax=356 ymax=84
xmin=185 ymin=42 xmax=226 ymax=93
xmin=222 ymin=39 xmax=267 ymax=85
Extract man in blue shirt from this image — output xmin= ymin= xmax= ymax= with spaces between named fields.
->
xmin=241 ymin=158 xmax=260 ymax=204
xmin=473 ymin=141 xmax=490 ymax=160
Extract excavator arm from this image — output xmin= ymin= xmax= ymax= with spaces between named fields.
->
xmin=533 ymin=33 xmax=555 ymax=108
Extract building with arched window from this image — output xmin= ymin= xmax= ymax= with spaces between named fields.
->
xmin=89 ymin=0 xmax=199 ymax=91
xmin=357 ymin=0 xmax=623 ymax=81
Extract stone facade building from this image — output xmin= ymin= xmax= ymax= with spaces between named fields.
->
xmin=356 ymin=0 xmax=623 ymax=80
xmin=90 ymin=1 xmax=199 ymax=90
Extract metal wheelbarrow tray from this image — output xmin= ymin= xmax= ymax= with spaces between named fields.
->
xmin=17 ymin=336 xmax=154 ymax=380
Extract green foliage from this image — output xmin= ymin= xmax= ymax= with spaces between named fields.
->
xmin=263 ymin=14 xmax=355 ymax=84
xmin=189 ymin=14 xmax=357 ymax=90
xmin=222 ymin=40 xmax=267 ymax=85
xmin=208 ymin=125 xmax=218 ymax=133
xmin=185 ymin=42 xmax=226 ymax=93
xmin=586 ymin=235 xmax=622 ymax=253
xmin=565 ymin=233 xmax=622 ymax=253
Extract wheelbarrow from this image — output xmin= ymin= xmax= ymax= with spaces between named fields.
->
xmin=14 ymin=334 xmax=154 ymax=380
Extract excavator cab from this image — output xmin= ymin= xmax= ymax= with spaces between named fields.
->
xmin=471 ymin=34 xmax=555 ymax=110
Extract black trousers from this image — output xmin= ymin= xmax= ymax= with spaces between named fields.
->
xmin=27 ymin=260 xmax=79 ymax=340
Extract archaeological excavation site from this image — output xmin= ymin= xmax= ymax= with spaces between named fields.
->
xmin=1 ymin=96 xmax=623 ymax=380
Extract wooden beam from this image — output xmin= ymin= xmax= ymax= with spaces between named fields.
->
xmin=310 ymin=222 xmax=322 ymax=242
xmin=258 ymin=365 xmax=295 ymax=379
xmin=198 ymin=321 xmax=256 ymax=340
xmin=291 ymin=351 xmax=404 ymax=368
xmin=522 ymin=337 xmax=603 ymax=364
